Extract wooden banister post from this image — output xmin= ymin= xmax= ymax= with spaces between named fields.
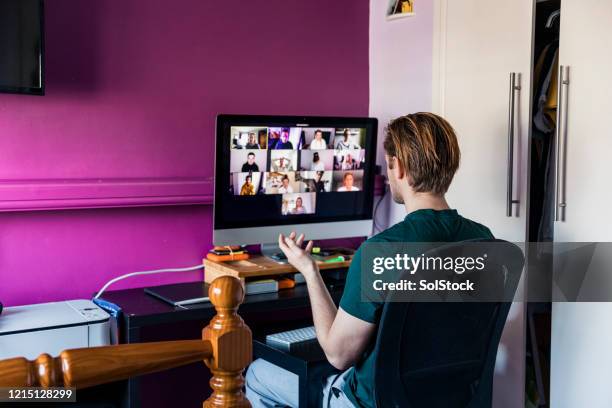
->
xmin=203 ymin=276 xmax=252 ymax=408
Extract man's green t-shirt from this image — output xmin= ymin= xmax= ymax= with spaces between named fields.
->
xmin=339 ymin=209 xmax=494 ymax=408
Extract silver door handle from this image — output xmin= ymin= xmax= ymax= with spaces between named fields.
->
xmin=555 ymin=65 xmax=570 ymax=222
xmin=506 ymin=72 xmax=521 ymax=217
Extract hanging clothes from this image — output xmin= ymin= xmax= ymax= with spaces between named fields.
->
xmin=533 ymin=40 xmax=559 ymax=134
xmin=531 ymin=39 xmax=559 ymax=242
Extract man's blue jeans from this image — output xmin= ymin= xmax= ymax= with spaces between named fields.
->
xmin=245 ymin=358 xmax=355 ymax=407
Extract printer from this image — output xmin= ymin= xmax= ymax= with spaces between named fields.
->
xmin=0 ymin=299 xmax=110 ymax=360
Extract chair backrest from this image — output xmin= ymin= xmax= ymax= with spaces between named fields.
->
xmin=372 ymin=239 xmax=524 ymax=408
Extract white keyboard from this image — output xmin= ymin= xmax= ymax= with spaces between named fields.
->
xmin=266 ymin=326 xmax=317 ymax=351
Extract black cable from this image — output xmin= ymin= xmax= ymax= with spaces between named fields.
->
xmin=372 ymin=185 xmax=389 ymax=234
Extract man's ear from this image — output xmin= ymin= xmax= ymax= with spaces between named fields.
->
xmin=390 ymin=156 xmax=406 ymax=180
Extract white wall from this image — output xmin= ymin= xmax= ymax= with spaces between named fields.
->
xmin=369 ymin=0 xmax=434 ymax=229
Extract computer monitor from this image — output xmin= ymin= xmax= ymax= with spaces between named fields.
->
xmin=213 ymin=114 xmax=378 ymax=247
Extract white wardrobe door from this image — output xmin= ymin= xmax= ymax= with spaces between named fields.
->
xmin=552 ymin=4 xmax=612 ymax=239
xmin=433 ymin=2 xmax=533 ymax=408
xmin=435 ymin=0 xmax=532 ymax=242
xmin=551 ymin=1 xmax=612 ymax=407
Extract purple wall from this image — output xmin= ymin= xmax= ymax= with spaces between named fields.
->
xmin=0 ymin=0 xmax=369 ymax=306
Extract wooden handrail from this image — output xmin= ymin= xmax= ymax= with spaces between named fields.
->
xmin=0 ymin=276 xmax=252 ymax=407
xmin=0 ymin=339 xmax=213 ymax=389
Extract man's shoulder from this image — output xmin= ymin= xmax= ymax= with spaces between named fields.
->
xmin=457 ymin=215 xmax=495 ymax=239
xmin=365 ymin=212 xmax=494 ymax=245
xmin=366 ymin=221 xmax=412 ymax=244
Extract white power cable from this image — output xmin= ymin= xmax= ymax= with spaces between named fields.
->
xmin=93 ymin=264 xmax=203 ymax=299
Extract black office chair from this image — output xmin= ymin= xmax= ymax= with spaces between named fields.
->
xmin=372 ymin=239 xmax=524 ymax=408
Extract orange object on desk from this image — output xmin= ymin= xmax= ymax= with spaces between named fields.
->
xmin=213 ymin=245 xmax=242 ymax=251
xmin=277 ymin=277 xmax=295 ymax=290
xmin=206 ymin=252 xmax=250 ymax=262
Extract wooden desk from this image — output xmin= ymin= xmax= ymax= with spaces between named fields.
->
xmin=204 ymin=253 xmax=353 ymax=283
xmin=98 ymin=270 xmax=347 ymax=408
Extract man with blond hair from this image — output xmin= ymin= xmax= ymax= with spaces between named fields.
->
xmin=246 ymin=113 xmax=494 ymax=407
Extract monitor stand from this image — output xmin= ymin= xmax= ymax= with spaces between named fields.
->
xmin=260 ymin=243 xmax=288 ymax=264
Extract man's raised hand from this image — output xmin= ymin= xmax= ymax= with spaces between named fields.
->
xmin=278 ymin=232 xmax=317 ymax=279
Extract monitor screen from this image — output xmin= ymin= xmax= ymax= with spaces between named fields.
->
xmin=0 ymin=0 xmax=45 ymax=95
xmin=214 ymin=115 xmax=378 ymax=235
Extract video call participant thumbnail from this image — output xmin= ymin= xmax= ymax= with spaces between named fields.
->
xmin=300 ymin=150 xmax=334 ymax=172
xmin=276 ymin=130 xmax=293 ymax=149
xmin=334 ymin=128 xmax=364 ymax=150
xmin=334 ymin=151 xmax=365 ymax=170
xmin=231 ymin=127 xmax=267 ymax=149
xmin=245 ymin=132 xmax=261 ymax=149
xmin=313 ymin=171 xmax=327 ymax=193
xmin=281 ymin=193 xmax=316 ymax=215
xmin=299 ymin=171 xmax=331 ymax=193
xmin=336 ymin=171 xmax=362 ymax=192
xmin=268 ymin=128 xmax=292 ymax=149
xmin=292 ymin=196 xmax=305 ymax=214
xmin=310 ymin=129 xmax=328 ymax=150
xmin=230 ymin=149 xmax=267 ymax=174
xmin=231 ymin=172 xmax=263 ymax=196
xmin=270 ymin=150 xmax=297 ymax=172
xmin=278 ymin=175 xmax=293 ymax=194
xmin=311 ymin=152 xmax=325 ymax=171
xmin=242 ymin=152 xmax=260 ymax=172
xmin=264 ymin=172 xmax=299 ymax=195
xmin=240 ymin=174 xmax=255 ymax=195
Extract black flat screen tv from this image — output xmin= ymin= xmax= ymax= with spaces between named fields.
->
xmin=0 ymin=0 xmax=45 ymax=95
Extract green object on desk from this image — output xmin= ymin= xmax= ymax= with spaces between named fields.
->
xmin=324 ymin=255 xmax=345 ymax=263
